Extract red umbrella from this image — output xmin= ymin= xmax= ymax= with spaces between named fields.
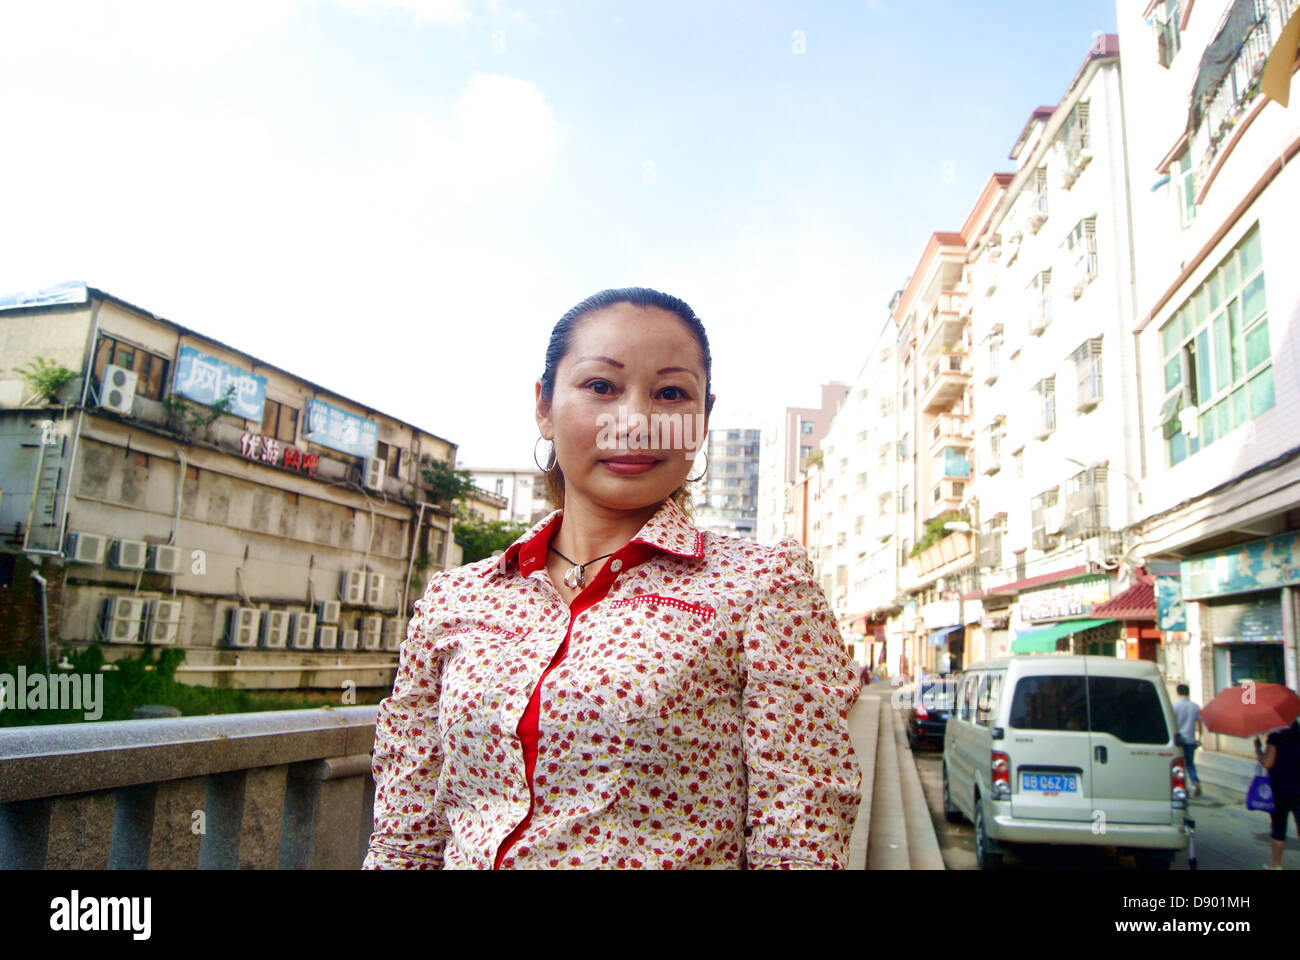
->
xmin=1199 ymin=682 xmax=1300 ymax=737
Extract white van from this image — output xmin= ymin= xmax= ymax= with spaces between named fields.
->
xmin=942 ymin=655 xmax=1189 ymax=869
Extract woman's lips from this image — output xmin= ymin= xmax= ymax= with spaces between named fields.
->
xmin=602 ymin=455 xmax=662 ymax=476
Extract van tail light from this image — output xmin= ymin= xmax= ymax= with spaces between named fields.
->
xmin=1170 ymin=756 xmax=1188 ymax=807
xmin=991 ymin=750 xmax=1011 ymax=799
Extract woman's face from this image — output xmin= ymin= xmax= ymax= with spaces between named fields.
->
xmin=536 ymin=303 xmax=713 ymax=514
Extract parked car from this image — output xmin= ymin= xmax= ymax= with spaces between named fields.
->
xmin=942 ymin=656 xmax=1188 ymax=870
xmin=904 ymin=673 xmax=958 ymax=750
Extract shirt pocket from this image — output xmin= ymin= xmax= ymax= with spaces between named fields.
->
xmin=432 ymin=624 xmax=526 ymax=728
xmin=567 ymin=594 xmax=719 ymax=722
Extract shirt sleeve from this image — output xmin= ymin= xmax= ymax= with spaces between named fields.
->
xmin=741 ymin=538 xmax=863 ymax=869
xmin=363 ymin=575 xmax=451 ymax=869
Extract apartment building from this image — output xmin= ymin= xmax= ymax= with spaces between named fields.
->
xmin=695 ymin=428 xmax=760 ymax=539
xmin=0 ymin=284 xmax=460 ymax=692
xmin=756 ymin=383 xmax=849 ymax=543
xmin=1119 ymin=0 xmax=1300 ymax=758
xmin=815 ymin=314 xmax=901 ymax=670
xmin=962 ymin=35 xmax=1147 ymax=668
xmin=467 ymin=468 xmax=549 ymax=524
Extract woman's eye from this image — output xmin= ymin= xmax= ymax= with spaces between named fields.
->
xmin=659 ymin=387 xmax=689 ymax=401
xmin=587 ymin=379 xmax=615 ymax=395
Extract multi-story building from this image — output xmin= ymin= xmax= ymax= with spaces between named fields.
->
xmin=756 ymin=383 xmax=849 ymax=543
xmin=1119 ymin=0 xmax=1300 ymax=759
xmin=815 ymin=313 xmax=902 ymax=671
xmin=466 ymin=468 xmax=549 ymax=524
xmin=0 ymin=283 xmax=460 ymax=692
xmin=963 ymin=34 xmax=1146 ymax=668
xmin=695 ymin=428 xmax=760 ymax=539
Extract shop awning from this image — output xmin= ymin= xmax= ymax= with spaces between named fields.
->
xmin=928 ymin=624 xmax=963 ymax=647
xmin=1091 ymin=579 xmax=1157 ymax=620
xmin=1011 ymin=618 xmax=1117 ymax=654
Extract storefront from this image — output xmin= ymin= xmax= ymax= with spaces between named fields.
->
xmin=1181 ymin=532 xmax=1299 ymax=696
xmin=1011 ymin=574 xmax=1122 ymax=656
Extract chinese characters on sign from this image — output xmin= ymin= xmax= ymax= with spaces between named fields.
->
xmin=240 ymin=433 xmax=318 ymax=476
xmin=302 ymin=398 xmax=378 ymax=460
xmin=1019 ymin=576 xmax=1111 ymax=622
xmin=1180 ymin=532 xmax=1300 ymax=599
xmin=175 ymin=346 xmax=268 ymax=421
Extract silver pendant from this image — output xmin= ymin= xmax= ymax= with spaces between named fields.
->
xmin=563 ymin=564 xmax=584 ymax=589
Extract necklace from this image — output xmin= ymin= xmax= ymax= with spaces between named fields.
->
xmin=548 ymin=544 xmax=614 ymax=590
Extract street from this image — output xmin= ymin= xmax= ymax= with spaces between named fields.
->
xmin=910 ymin=742 xmax=1300 ymax=871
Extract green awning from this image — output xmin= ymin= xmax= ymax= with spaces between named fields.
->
xmin=1011 ymin=618 xmax=1117 ymax=654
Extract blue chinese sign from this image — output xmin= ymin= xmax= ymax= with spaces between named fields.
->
xmin=303 ymin=398 xmax=378 ymax=459
xmin=1155 ymin=577 xmax=1187 ymax=631
xmin=1181 ymin=533 xmax=1300 ymax=600
xmin=0 ymin=281 xmax=88 ymax=311
xmin=174 ymin=346 xmax=267 ymax=421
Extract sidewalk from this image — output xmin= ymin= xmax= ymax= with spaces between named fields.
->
xmin=846 ymin=686 xmax=944 ymax=870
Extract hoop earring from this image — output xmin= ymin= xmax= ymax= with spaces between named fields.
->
xmin=686 ymin=449 xmax=709 ymax=483
xmin=533 ymin=435 xmax=557 ymax=472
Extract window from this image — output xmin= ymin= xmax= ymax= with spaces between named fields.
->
xmin=877 ymin=492 xmax=892 ymax=517
xmin=1155 ymin=0 xmax=1182 ymax=67
xmin=985 ymin=339 xmax=1000 ymax=383
xmin=1029 ymin=270 xmax=1052 ymax=333
xmin=854 ymin=515 xmax=865 ymax=536
xmin=800 ymin=421 xmax=814 ymax=435
xmin=261 ymin=399 xmax=299 ymax=445
xmin=93 ymin=335 xmax=170 ymax=401
xmin=901 ymin=382 xmax=910 ymax=411
xmin=1065 ymin=218 xmax=1097 ymax=292
xmin=495 ymin=477 xmax=505 ymax=495
xmin=899 ymin=485 xmax=910 ymax=513
xmin=1033 ymin=376 xmax=1056 ymax=438
xmin=373 ymin=440 xmax=402 ymax=478
xmin=976 ymin=672 xmax=1004 ymax=727
xmin=1061 ymin=99 xmax=1091 ymax=163
xmin=1071 ymin=338 xmax=1104 ymax=411
xmin=898 ymin=433 xmax=910 ymax=460
xmin=1159 ymin=225 xmax=1272 ymax=466
xmin=878 ymin=442 xmax=891 ymax=468
xmin=1009 ymin=676 xmax=1087 ymax=731
xmin=855 ymin=472 xmax=867 ymax=493
xmin=1176 ymin=147 xmax=1197 ymax=228
xmin=1033 ymin=166 xmax=1049 ymax=219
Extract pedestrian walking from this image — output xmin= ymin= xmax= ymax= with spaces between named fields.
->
xmin=1173 ymin=683 xmax=1204 ymax=797
xmin=1256 ymin=718 xmax=1300 ymax=870
xmin=364 ymin=287 xmax=862 ymax=870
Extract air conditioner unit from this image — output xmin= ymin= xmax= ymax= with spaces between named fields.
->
xmin=109 ymin=538 xmax=148 ymax=571
xmin=366 ymin=573 xmax=385 ymax=607
xmin=147 ymin=600 xmax=182 ymax=644
xmin=148 ymin=544 xmax=182 ymax=575
xmin=65 ymin=531 xmax=107 ymax=565
xmin=383 ymin=617 xmax=404 ymax=652
xmin=361 ymin=616 xmax=384 ymax=650
xmin=339 ymin=628 xmax=360 ymax=651
xmin=100 ymin=364 xmax=139 ymax=415
xmin=101 ymin=596 xmax=146 ymax=644
xmin=316 ymin=625 xmax=339 ymax=650
xmin=317 ymin=600 xmax=341 ymax=624
xmin=363 ymin=457 xmax=385 ymax=490
xmin=340 ymin=569 xmax=366 ymax=605
xmin=260 ymin=611 xmax=291 ymax=649
xmin=225 ymin=607 xmax=261 ymax=648
xmin=290 ymin=612 xmax=317 ymax=650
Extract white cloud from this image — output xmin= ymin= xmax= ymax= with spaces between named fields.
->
xmin=331 ymin=0 xmax=473 ymax=26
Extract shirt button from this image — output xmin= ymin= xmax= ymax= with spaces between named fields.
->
xmin=610 ymin=558 xmax=622 ymax=573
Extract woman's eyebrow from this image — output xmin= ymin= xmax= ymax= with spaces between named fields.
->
xmin=576 ymin=356 xmax=699 ymax=382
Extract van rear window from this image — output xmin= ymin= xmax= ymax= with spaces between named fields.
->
xmin=1008 ymin=676 xmax=1088 ymax=732
xmin=1088 ymin=677 xmax=1169 ymax=744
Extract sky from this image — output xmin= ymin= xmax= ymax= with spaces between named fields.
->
xmin=0 ymin=0 xmax=1119 ymax=470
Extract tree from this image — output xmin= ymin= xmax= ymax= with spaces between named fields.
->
xmin=421 ymin=455 xmax=476 ymax=504
xmin=453 ymin=511 xmax=529 ymax=564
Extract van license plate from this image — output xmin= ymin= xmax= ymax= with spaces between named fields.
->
xmin=1021 ymin=773 xmax=1078 ymax=793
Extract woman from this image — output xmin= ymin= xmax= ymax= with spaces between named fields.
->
xmin=364 ymin=287 xmax=862 ymax=869
xmin=1256 ymin=718 xmax=1300 ymax=870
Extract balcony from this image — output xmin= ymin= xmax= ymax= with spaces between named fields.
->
xmin=920 ymin=352 xmax=971 ymax=414
xmin=0 ymin=706 xmax=379 ymax=869
xmin=920 ymin=298 xmax=966 ymax=358
xmin=928 ymin=415 xmax=972 ymax=458
xmin=927 ymin=477 xmax=966 ymax=520
xmin=902 ymin=531 xmax=974 ymax=589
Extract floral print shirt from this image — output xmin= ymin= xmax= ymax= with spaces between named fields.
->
xmin=364 ymin=496 xmax=862 ymax=869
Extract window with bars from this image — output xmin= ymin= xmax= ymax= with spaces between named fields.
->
xmin=1033 ymin=376 xmax=1056 ymax=438
xmin=1034 ymin=166 xmax=1049 ymax=218
xmin=1071 ymin=338 xmax=1104 ymax=411
xmin=1176 ymin=147 xmax=1197 ymax=228
xmin=1028 ymin=270 xmax=1053 ymax=334
xmin=1160 ymin=224 xmax=1273 ymax=466
xmin=1064 ymin=465 xmax=1109 ymax=539
xmin=1062 ymin=99 xmax=1091 ymax=159
xmin=1155 ymin=0 xmax=1183 ymax=67
xmin=1065 ymin=218 xmax=1098 ymax=292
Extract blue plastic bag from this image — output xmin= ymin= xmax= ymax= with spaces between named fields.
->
xmin=1246 ymin=764 xmax=1275 ymax=813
